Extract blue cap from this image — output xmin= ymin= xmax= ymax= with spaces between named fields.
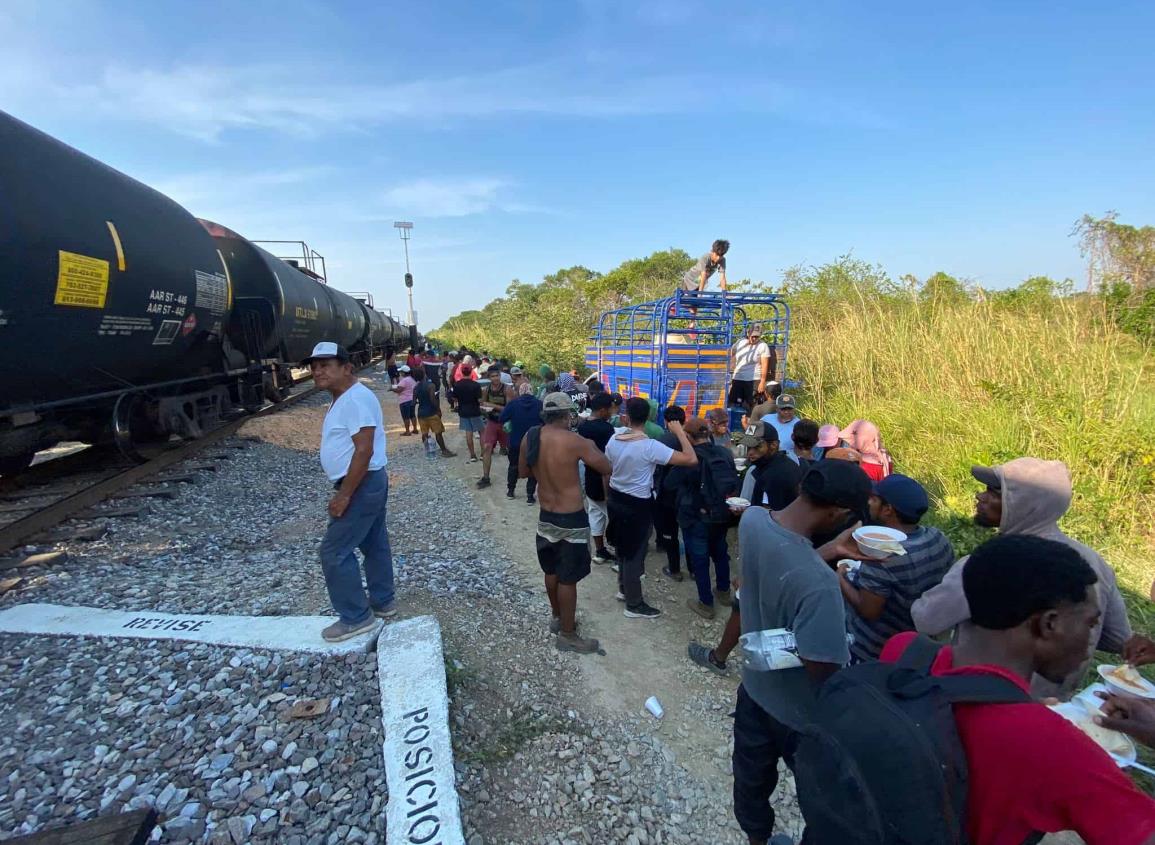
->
xmin=872 ymin=474 xmax=929 ymax=521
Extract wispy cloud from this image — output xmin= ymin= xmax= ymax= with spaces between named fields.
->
xmin=53 ymin=62 xmax=782 ymax=141
xmin=381 ymin=178 xmax=540 ymax=218
xmin=148 ymin=166 xmax=338 ymax=206
xmin=0 ymin=48 xmax=868 ymax=141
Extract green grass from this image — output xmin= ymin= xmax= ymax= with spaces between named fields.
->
xmin=786 ymin=292 xmax=1155 ymax=637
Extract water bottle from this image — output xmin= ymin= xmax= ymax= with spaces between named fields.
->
xmin=737 ymin=628 xmax=855 ymax=672
xmin=424 ymin=436 xmax=437 ymax=459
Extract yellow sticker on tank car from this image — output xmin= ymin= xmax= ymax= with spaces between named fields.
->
xmin=54 ymin=251 xmax=110 ymax=308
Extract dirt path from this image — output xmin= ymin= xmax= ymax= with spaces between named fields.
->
xmin=431 ymin=410 xmax=744 ymax=782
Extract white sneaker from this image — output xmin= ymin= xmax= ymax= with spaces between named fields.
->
xmin=615 ymin=592 xmax=626 ymax=602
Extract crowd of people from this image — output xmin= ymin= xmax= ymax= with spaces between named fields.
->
xmin=336 ymin=334 xmax=1155 ymax=844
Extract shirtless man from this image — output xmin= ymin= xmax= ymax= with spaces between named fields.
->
xmin=519 ymin=392 xmax=611 ymax=654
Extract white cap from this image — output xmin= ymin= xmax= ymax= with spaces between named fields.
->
xmin=302 ymin=341 xmax=347 ymax=365
xmin=398 ymin=364 xmax=411 ymax=373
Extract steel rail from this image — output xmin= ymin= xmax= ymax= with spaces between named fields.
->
xmin=0 ymin=384 xmax=324 ymax=555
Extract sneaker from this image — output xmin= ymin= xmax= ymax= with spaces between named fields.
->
xmin=714 ymin=588 xmax=733 ymax=607
xmin=440 ymin=449 xmax=457 ymax=457
xmin=477 ymin=477 xmax=491 ymax=489
xmin=615 ymin=592 xmax=626 ymax=602
xmin=371 ymin=602 xmax=398 ymax=619
xmin=594 ymin=549 xmax=615 ymax=564
xmin=556 ymin=632 xmax=600 ymax=654
xmin=506 ymin=489 xmax=516 ymax=499
xmin=467 ymin=456 xmax=479 ymax=463
xmin=687 ymin=598 xmax=716 ymax=620
xmin=611 ymin=563 xmax=620 ymax=573
xmin=688 ymin=642 xmax=728 ymax=676
xmin=321 ymin=617 xmax=377 ymax=643
xmin=662 ymin=566 xmax=684 ymax=583
xmin=624 ymin=602 xmax=662 ymax=619
xmin=526 ymin=496 xmax=536 ymax=505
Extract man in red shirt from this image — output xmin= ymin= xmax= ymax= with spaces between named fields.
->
xmin=881 ymin=534 xmax=1155 ymax=845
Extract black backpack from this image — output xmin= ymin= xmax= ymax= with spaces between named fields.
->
xmin=697 ymin=444 xmax=739 ymax=524
xmin=792 ymin=636 xmax=1035 ymax=845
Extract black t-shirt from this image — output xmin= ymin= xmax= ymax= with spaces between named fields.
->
xmin=453 ymin=379 xmax=482 ymax=417
xmin=751 ymin=451 xmax=803 ymax=511
xmin=415 ymin=381 xmax=439 ymax=418
xmin=577 ymin=418 xmax=615 ymax=501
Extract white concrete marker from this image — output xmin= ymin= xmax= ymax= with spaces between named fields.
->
xmin=0 ymin=603 xmax=380 ymax=655
xmin=377 ymin=615 xmax=464 ymax=845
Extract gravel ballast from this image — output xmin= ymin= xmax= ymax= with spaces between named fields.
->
xmin=0 ymin=637 xmax=383 ymax=844
xmin=0 ymin=376 xmax=802 ymax=843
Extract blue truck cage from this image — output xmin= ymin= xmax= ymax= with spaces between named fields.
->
xmin=584 ymin=289 xmax=791 ymax=427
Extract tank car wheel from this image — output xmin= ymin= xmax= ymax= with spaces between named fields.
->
xmin=112 ymin=392 xmax=167 ymax=463
xmin=0 ymin=453 xmax=35 ymax=476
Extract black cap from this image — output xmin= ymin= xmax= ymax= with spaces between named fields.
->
xmin=738 ymin=421 xmax=779 ymax=448
xmin=801 ymin=460 xmax=871 ymax=516
xmin=589 ymin=393 xmax=614 ymax=411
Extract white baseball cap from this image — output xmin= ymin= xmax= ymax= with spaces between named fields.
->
xmin=398 ymin=364 xmax=411 ymax=373
xmin=302 ymin=341 xmax=349 ymax=365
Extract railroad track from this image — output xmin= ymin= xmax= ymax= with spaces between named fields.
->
xmin=0 ymin=380 xmax=326 ymax=557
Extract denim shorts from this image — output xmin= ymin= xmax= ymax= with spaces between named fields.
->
xmin=459 ymin=415 xmax=484 ymax=434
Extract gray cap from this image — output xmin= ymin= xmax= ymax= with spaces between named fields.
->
xmin=971 ymin=465 xmax=1001 ymax=490
xmin=542 ymin=392 xmax=576 ymax=412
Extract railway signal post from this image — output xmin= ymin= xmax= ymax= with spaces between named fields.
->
xmin=394 ymin=221 xmax=419 ymax=350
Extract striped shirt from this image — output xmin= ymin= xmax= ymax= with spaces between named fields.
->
xmin=847 ymin=525 xmax=955 ymax=662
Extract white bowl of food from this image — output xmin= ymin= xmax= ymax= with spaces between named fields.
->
xmin=726 ymin=497 xmax=751 ymax=512
xmin=1098 ymin=664 xmax=1155 ymax=700
xmin=852 ymin=526 xmax=907 ymax=560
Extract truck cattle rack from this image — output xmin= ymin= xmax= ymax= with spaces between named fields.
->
xmin=585 ymin=290 xmax=792 ymax=427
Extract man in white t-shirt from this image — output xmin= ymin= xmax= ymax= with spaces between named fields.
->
xmin=305 ymin=341 xmax=397 ymax=643
xmin=605 ymin=397 xmax=698 ymax=618
xmin=728 ymin=325 xmax=774 ymax=413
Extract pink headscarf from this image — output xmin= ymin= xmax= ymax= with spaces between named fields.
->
xmin=839 ymin=419 xmax=886 ymax=467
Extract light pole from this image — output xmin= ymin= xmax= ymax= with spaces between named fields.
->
xmin=393 ymin=221 xmax=418 ymax=350
xmin=393 ymin=221 xmax=415 ymax=326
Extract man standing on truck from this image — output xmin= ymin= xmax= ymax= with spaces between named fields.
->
xmin=682 ymin=239 xmax=730 ymax=293
xmin=728 ymin=323 xmax=773 ymax=414
xmin=677 ymin=239 xmax=729 ymax=329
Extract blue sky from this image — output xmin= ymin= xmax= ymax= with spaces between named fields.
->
xmin=4 ymin=1 xmax=1154 ymax=328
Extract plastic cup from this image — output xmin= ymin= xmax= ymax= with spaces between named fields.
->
xmin=644 ymin=696 xmax=663 ymax=719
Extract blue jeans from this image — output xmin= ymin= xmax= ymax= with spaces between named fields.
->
xmin=683 ymin=520 xmax=730 ymax=606
xmin=320 ymin=469 xmax=395 ymax=624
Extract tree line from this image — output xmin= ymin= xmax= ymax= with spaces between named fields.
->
xmin=430 ymin=213 xmax=1155 ymax=372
